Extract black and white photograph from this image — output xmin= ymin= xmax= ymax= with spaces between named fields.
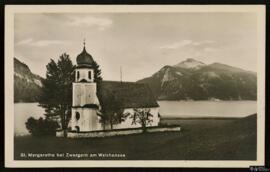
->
xmin=4 ymin=5 xmax=265 ymax=168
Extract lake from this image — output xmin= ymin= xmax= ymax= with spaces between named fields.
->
xmin=158 ymin=101 xmax=257 ymax=118
xmin=14 ymin=103 xmax=45 ymax=136
xmin=14 ymin=101 xmax=256 ymax=136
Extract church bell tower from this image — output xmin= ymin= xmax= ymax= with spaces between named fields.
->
xmin=68 ymin=41 xmax=102 ymax=132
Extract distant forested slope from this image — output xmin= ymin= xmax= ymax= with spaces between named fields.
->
xmin=14 ymin=57 xmax=43 ymax=102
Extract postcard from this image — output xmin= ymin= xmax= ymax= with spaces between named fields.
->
xmin=5 ymin=5 xmax=265 ymax=168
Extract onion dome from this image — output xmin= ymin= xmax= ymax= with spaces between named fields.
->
xmin=76 ymin=41 xmax=95 ymax=67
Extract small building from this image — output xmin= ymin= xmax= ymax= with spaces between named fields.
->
xmin=68 ymin=43 xmax=160 ymax=133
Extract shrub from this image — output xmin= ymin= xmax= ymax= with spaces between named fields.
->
xmin=25 ymin=117 xmax=60 ymax=137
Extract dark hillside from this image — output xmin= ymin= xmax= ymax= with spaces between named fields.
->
xmin=14 ymin=57 xmax=43 ymax=102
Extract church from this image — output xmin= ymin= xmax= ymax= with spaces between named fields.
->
xmin=67 ymin=43 xmax=160 ymax=133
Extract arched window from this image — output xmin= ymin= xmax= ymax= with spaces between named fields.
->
xmin=77 ymin=71 xmax=80 ymax=80
xmin=88 ymin=71 xmax=91 ymax=79
xmin=75 ymin=126 xmax=80 ymax=132
xmin=80 ymin=79 xmax=87 ymax=82
xmin=75 ymin=112 xmax=80 ymax=120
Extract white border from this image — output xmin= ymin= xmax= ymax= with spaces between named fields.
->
xmin=5 ymin=5 xmax=265 ymax=168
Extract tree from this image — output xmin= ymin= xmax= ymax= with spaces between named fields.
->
xmin=104 ymin=108 xmax=127 ymax=130
xmin=92 ymin=60 xmax=103 ymax=100
xmin=129 ymin=108 xmax=153 ymax=133
xmin=25 ymin=117 xmax=59 ymax=137
xmin=98 ymin=109 xmax=126 ymax=130
xmin=98 ymin=91 xmax=128 ymax=130
xmin=92 ymin=60 xmax=102 ymax=82
xmin=39 ymin=53 xmax=75 ymax=137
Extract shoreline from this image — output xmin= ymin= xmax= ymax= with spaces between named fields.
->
xmin=160 ymin=117 xmax=241 ymax=120
xmin=14 ymin=100 xmax=257 ymax=104
xmin=160 ymin=113 xmax=255 ymax=120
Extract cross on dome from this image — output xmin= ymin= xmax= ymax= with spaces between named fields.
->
xmin=76 ymin=39 xmax=95 ymax=67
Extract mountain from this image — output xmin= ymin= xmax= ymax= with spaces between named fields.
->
xmin=174 ymin=58 xmax=206 ymax=70
xmin=14 ymin=57 xmax=43 ymax=102
xmin=137 ymin=59 xmax=257 ymax=100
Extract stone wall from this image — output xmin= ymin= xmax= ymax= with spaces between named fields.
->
xmin=146 ymin=127 xmax=181 ymax=133
xmin=56 ymin=126 xmax=181 ymax=138
xmin=56 ymin=130 xmax=64 ymax=137
xmin=67 ymin=128 xmax=143 ymax=138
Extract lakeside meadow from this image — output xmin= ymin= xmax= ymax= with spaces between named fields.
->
xmin=14 ymin=114 xmax=256 ymax=160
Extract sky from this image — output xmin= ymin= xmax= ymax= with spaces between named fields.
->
xmin=14 ymin=12 xmax=258 ymax=82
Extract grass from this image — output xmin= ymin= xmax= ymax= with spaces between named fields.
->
xmin=14 ymin=114 xmax=257 ymax=160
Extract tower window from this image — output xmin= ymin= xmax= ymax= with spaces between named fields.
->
xmin=75 ymin=112 xmax=80 ymax=120
xmin=88 ymin=71 xmax=91 ymax=79
xmin=77 ymin=71 xmax=80 ymax=80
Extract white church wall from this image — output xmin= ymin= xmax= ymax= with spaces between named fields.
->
xmin=69 ymin=108 xmax=102 ymax=132
xmin=75 ymin=68 xmax=94 ymax=82
xmin=72 ymin=83 xmax=99 ymax=106
xmin=68 ymin=107 xmax=160 ymax=132
xmin=84 ymin=84 xmax=99 ymax=105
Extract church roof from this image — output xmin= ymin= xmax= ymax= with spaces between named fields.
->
xmin=99 ymin=81 xmax=159 ymax=109
xmin=76 ymin=45 xmax=95 ymax=67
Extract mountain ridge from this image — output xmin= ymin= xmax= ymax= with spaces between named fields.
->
xmin=14 ymin=57 xmax=43 ymax=102
xmin=137 ymin=58 xmax=257 ymax=101
xmin=14 ymin=57 xmax=257 ymax=102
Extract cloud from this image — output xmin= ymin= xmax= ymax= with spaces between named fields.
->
xmin=192 ymin=40 xmax=215 ymax=46
xmin=203 ymin=47 xmax=218 ymax=52
xmin=67 ymin=16 xmax=113 ymax=30
xmin=16 ymin=38 xmax=68 ymax=47
xmin=17 ymin=38 xmax=33 ymax=45
xmin=159 ymin=40 xmax=192 ymax=49
xmin=160 ymin=40 xmax=215 ymax=50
